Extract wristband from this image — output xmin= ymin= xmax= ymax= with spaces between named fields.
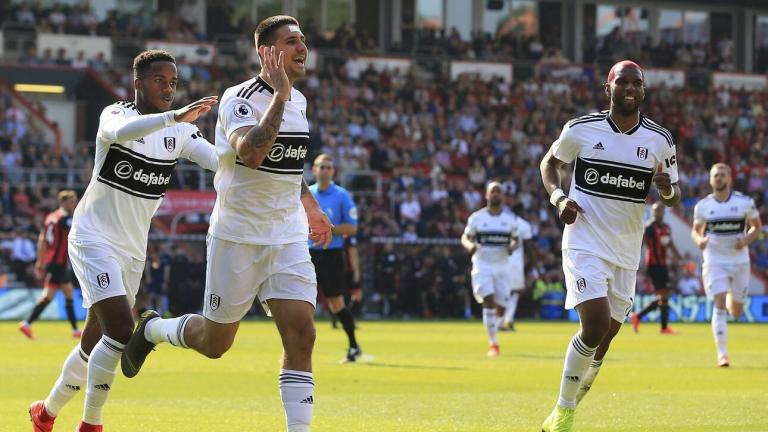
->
xmin=163 ymin=110 xmax=177 ymax=127
xmin=549 ymin=188 xmax=567 ymax=207
xmin=661 ymin=188 xmax=675 ymax=199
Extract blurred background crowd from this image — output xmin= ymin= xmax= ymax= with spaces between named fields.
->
xmin=1 ymin=0 xmax=767 ymax=320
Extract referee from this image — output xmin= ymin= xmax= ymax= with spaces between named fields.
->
xmin=309 ymin=154 xmax=362 ymax=362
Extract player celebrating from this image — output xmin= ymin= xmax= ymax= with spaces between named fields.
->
xmin=539 ymin=60 xmax=680 ymax=431
xmin=28 ymin=50 xmax=218 ymax=432
xmin=692 ymin=163 xmax=762 ymax=367
xmin=461 ymin=181 xmax=519 ymax=357
xmin=631 ymin=202 xmax=681 ymax=334
xmin=501 ymin=204 xmax=533 ymax=331
xmin=308 ymin=154 xmax=362 ymax=362
xmin=121 ymin=16 xmax=331 ymax=432
xmin=19 ymin=190 xmax=80 ymax=340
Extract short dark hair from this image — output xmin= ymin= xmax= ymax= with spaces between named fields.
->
xmin=254 ymin=15 xmax=300 ymax=48
xmin=132 ymin=49 xmax=176 ymax=78
xmin=57 ymin=189 xmax=76 ymax=203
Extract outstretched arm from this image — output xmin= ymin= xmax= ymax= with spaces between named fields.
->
xmin=101 ymin=96 xmax=217 ymax=143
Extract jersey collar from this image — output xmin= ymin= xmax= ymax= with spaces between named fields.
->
xmin=317 ymin=181 xmax=335 ymax=193
xmin=255 ymin=76 xmax=292 ymax=101
xmin=714 ymin=191 xmax=732 ymax=203
xmin=606 ymin=113 xmax=642 ymax=135
xmin=256 ymin=76 xmax=274 ymax=95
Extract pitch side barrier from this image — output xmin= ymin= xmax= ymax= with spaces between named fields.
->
xmin=567 ymin=294 xmax=768 ymax=323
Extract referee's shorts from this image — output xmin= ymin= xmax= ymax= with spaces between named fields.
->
xmin=309 ymin=248 xmax=346 ymax=298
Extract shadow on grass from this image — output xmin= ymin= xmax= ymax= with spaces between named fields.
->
xmin=359 ymin=362 xmax=468 ymax=371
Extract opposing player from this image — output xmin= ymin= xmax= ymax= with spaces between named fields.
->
xmin=691 ymin=163 xmax=762 ymax=367
xmin=539 ymin=60 xmax=680 ymax=431
xmin=19 ymin=190 xmax=80 ymax=340
xmin=28 ymin=50 xmax=218 ymax=432
xmin=631 ymin=202 xmax=680 ymax=334
xmin=308 ymin=154 xmax=361 ymax=362
xmin=461 ymin=181 xmax=519 ymax=356
xmin=121 ymin=16 xmax=331 ymax=432
xmin=501 ymin=204 xmax=533 ymax=331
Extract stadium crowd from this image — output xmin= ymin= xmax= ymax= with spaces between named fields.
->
xmin=4 ymin=1 xmax=748 ymax=71
xmin=1 ymin=6 xmax=768 ymax=319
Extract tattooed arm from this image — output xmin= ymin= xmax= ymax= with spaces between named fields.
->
xmin=228 ymin=96 xmax=287 ymax=169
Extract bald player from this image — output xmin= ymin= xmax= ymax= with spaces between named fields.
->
xmin=461 ymin=181 xmax=519 ymax=357
xmin=539 ymin=60 xmax=680 ymax=431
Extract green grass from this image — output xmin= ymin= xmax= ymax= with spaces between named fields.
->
xmin=3 ymin=320 xmax=768 ymax=431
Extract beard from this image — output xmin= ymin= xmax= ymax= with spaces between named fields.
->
xmin=612 ymin=98 xmax=640 ymax=116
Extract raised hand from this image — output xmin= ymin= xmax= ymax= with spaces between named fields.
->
xmin=558 ymin=198 xmax=584 ymax=225
xmin=260 ymin=45 xmax=291 ymax=101
xmin=653 ymin=163 xmax=672 ymax=197
xmin=173 ymin=96 xmax=218 ymax=123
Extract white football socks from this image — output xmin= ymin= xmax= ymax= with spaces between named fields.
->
xmin=557 ymin=334 xmax=596 ymax=409
xmin=279 ymin=369 xmax=314 ymax=432
xmin=575 ymin=358 xmax=603 ymax=405
xmin=44 ymin=344 xmax=89 ymax=416
xmin=82 ymin=336 xmax=124 ymax=425
xmin=482 ymin=308 xmax=499 ymax=345
xmin=145 ymin=314 xmax=193 ymax=348
xmin=712 ymin=308 xmax=728 ymax=357
xmin=503 ymin=292 xmax=520 ymax=325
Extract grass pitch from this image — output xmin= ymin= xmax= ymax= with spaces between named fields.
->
xmin=3 ymin=320 xmax=767 ymax=431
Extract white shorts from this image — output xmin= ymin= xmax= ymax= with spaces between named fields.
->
xmin=203 ymin=237 xmax=317 ymax=324
xmin=562 ymin=249 xmax=636 ymax=322
xmin=471 ymin=265 xmax=512 ymax=305
xmin=702 ymin=262 xmax=750 ymax=302
xmin=68 ymin=239 xmax=145 ymax=309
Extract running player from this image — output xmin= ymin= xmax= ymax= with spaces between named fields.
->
xmin=19 ymin=190 xmax=80 ymax=340
xmin=692 ymin=163 xmax=762 ymax=367
xmin=631 ymin=202 xmax=681 ymax=334
xmin=539 ymin=60 xmax=680 ymax=431
xmin=308 ymin=154 xmax=361 ymax=362
xmin=28 ymin=49 xmax=218 ymax=432
xmin=121 ymin=16 xmax=331 ymax=432
xmin=501 ymin=204 xmax=533 ymax=331
xmin=461 ymin=181 xmax=519 ymax=356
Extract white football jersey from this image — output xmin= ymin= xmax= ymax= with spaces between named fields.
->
xmin=464 ymin=207 xmax=519 ymax=269
xmin=552 ymin=111 xmax=679 ymax=270
xmin=506 ymin=211 xmax=533 ymax=289
xmin=70 ymin=101 xmax=217 ymax=259
xmin=209 ymin=77 xmax=310 ymax=245
xmin=693 ymin=191 xmax=759 ymax=265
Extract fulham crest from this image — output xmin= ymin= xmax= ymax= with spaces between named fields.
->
xmin=209 ymin=294 xmax=221 ymax=311
xmin=164 ymin=137 xmax=176 ymax=152
xmin=636 ymin=147 xmax=648 ymax=160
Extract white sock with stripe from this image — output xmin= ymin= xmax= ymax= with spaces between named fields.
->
xmin=145 ymin=314 xmax=193 ymax=347
xmin=482 ymin=308 xmax=498 ymax=345
xmin=575 ymin=358 xmax=603 ymax=405
xmin=712 ymin=308 xmax=728 ymax=357
xmin=44 ymin=344 xmax=89 ymax=416
xmin=557 ymin=334 xmax=597 ymax=409
xmin=503 ymin=292 xmax=520 ymax=325
xmin=279 ymin=369 xmax=314 ymax=432
xmin=83 ymin=336 xmax=124 ymax=425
